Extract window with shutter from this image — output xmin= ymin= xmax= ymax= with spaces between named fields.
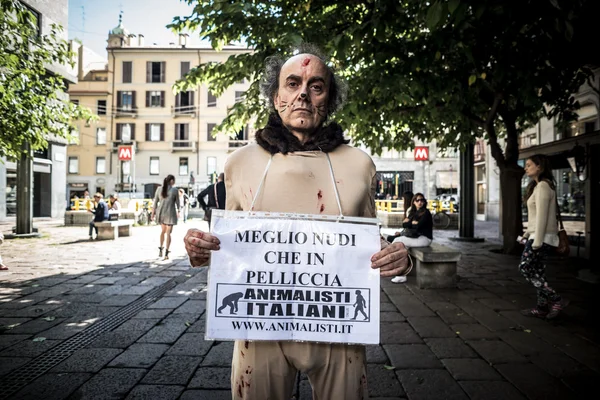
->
xmin=68 ymin=157 xmax=79 ymax=174
xmin=175 ymin=123 xmax=189 ymax=140
xmin=121 ymin=124 xmax=132 ymax=142
xmin=179 ymin=157 xmax=189 ymax=176
xmin=96 ymin=157 xmax=106 ymax=174
xmin=148 ymin=62 xmax=166 ymax=83
xmin=149 ymin=157 xmax=160 ymax=175
xmin=207 ymin=123 xmax=216 ymax=141
xmin=97 ymin=100 xmax=106 ymax=115
xmin=207 ymin=91 xmax=217 ymax=107
xmin=122 ymin=62 xmax=132 ymax=83
xmin=148 ymin=91 xmax=162 ymax=107
xmin=181 ymin=61 xmax=190 ymax=78
xmin=119 ymin=91 xmax=133 ymax=111
xmin=96 ymin=128 xmax=107 ymax=145
xmin=149 ymin=124 xmax=161 ymax=141
xmin=116 ymin=123 xmax=122 ymax=141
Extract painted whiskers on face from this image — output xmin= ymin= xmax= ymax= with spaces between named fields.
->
xmin=279 ymin=100 xmax=289 ymax=113
xmin=314 ymin=104 xmax=327 ymax=117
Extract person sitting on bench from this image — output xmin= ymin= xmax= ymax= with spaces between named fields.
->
xmin=88 ymin=193 xmax=109 ymax=240
xmin=391 ymin=193 xmax=433 ymax=283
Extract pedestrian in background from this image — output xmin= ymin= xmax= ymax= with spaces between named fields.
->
xmin=519 ymin=154 xmax=568 ymax=319
xmin=109 ymin=194 xmax=121 ymax=211
xmin=178 ymin=189 xmax=190 ymax=223
xmin=197 ymin=172 xmax=226 ymax=226
xmin=152 ymin=174 xmax=180 ymax=260
xmin=88 ymin=193 xmax=108 ymax=240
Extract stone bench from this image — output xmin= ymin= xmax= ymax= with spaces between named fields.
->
xmin=407 ymin=243 xmax=461 ymax=288
xmin=95 ymin=219 xmax=135 ymax=240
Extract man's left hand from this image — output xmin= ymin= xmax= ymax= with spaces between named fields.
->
xmin=371 ymin=242 xmax=409 ymax=277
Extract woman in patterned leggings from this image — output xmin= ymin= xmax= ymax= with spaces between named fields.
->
xmin=519 ymin=155 xmax=568 ymax=319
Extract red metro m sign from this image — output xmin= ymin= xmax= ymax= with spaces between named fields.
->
xmin=118 ymin=146 xmax=133 ymax=161
xmin=414 ymin=146 xmax=429 ymax=161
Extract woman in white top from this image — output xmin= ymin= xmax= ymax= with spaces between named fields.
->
xmin=520 ymin=155 xmax=567 ymax=319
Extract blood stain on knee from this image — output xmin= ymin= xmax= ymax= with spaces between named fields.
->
xmin=241 ymin=351 xmax=245 ymax=358
xmin=320 ymin=204 xmax=325 ymax=213
xmin=237 ymin=384 xmax=243 ymax=397
xmin=246 ymin=366 xmax=253 ymax=374
xmin=244 ymin=340 xmax=249 ymax=349
xmin=317 ymin=190 xmax=323 ymax=200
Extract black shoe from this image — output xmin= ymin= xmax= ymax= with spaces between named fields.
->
xmin=164 ymin=250 xmax=170 ymax=260
xmin=158 ymin=247 xmax=163 ymax=258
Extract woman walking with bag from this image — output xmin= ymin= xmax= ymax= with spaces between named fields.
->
xmin=391 ymin=193 xmax=433 ymax=283
xmin=520 ymin=155 xmax=568 ymax=319
xmin=152 ymin=174 xmax=180 ymax=260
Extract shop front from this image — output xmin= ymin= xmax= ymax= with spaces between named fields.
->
xmin=375 ymin=171 xmax=414 ymax=200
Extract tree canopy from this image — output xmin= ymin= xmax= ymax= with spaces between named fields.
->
xmin=0 ymin=0 xmax=95 ymax=160
xmin=172 ymin=0 xmax=597 ymax=251
xmin=172 ymin=0 xmax=594 ymax=153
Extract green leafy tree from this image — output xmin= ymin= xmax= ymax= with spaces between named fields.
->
xmin=171 ymin=0 xmax=596 ymax=253
xmin=0 ymin=0 xmax=95 ymax=160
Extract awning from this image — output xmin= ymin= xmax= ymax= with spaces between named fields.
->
xmin=436 ymin=171 xmax=457 ymax=189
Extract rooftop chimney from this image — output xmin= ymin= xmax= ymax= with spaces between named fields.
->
xmin=179 ymin=34 xmax=188 ymax=48
xmin=138 ymin=34 xmax=144 ymax=46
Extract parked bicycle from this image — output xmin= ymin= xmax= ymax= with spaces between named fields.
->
xmin=432 ymin=210 xmax=451 ymax=229
xmin=428 ymin=199 xmax=455 ymax=229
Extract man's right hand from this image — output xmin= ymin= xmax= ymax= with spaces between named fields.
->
xmin=184 ymin=229 xmax=220 ymax=267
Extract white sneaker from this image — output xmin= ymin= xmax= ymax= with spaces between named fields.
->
xmin=391 ymin=276 xmax=407 ymax=283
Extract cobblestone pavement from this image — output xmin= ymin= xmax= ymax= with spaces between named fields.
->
xmin=0 ymin=218 xmax=597 ymax=399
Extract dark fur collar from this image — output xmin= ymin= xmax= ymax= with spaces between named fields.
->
xmin=255 ymin=113 xmax=349 ymax=155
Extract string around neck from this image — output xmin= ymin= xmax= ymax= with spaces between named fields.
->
xmin=248 ymin=153 xmax=344 ymax=218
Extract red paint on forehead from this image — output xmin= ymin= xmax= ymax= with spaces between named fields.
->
xmin=302 ymin=57 xmax=311 ymax=66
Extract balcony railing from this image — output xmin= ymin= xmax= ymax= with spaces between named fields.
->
xmin=228 ymin=140 xmax=250 ymax=149
xmin=172 ymin=105 xmax=197 ymax=117
xmin=111 ymin=140 xmax=137 ymax=152
xmin=113 ymin=106 xmax=138 ymax=117
xmin=171 ymin=140 xmax=197 ymax=152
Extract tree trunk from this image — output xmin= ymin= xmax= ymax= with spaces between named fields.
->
xmin=499 ymin=162 xmax=524 ymax=254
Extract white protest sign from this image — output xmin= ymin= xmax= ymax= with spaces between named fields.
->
xmin=206 ymin=211 xmax=381 ymax=345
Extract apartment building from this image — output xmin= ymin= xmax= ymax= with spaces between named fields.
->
xmin=67 ymin=43 xmax=110 ymax=199
xmin=67 ymin=18 xmax=252 ymax=200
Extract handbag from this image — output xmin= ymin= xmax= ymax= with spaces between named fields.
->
xmin=400 ymin=228 xmax=420 ymax=238
xmin=554 ymin=194 xmax=570 ymax=256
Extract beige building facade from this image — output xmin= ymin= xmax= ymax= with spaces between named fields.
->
xmin=67 ymin=19 xmax=252 ymax=200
